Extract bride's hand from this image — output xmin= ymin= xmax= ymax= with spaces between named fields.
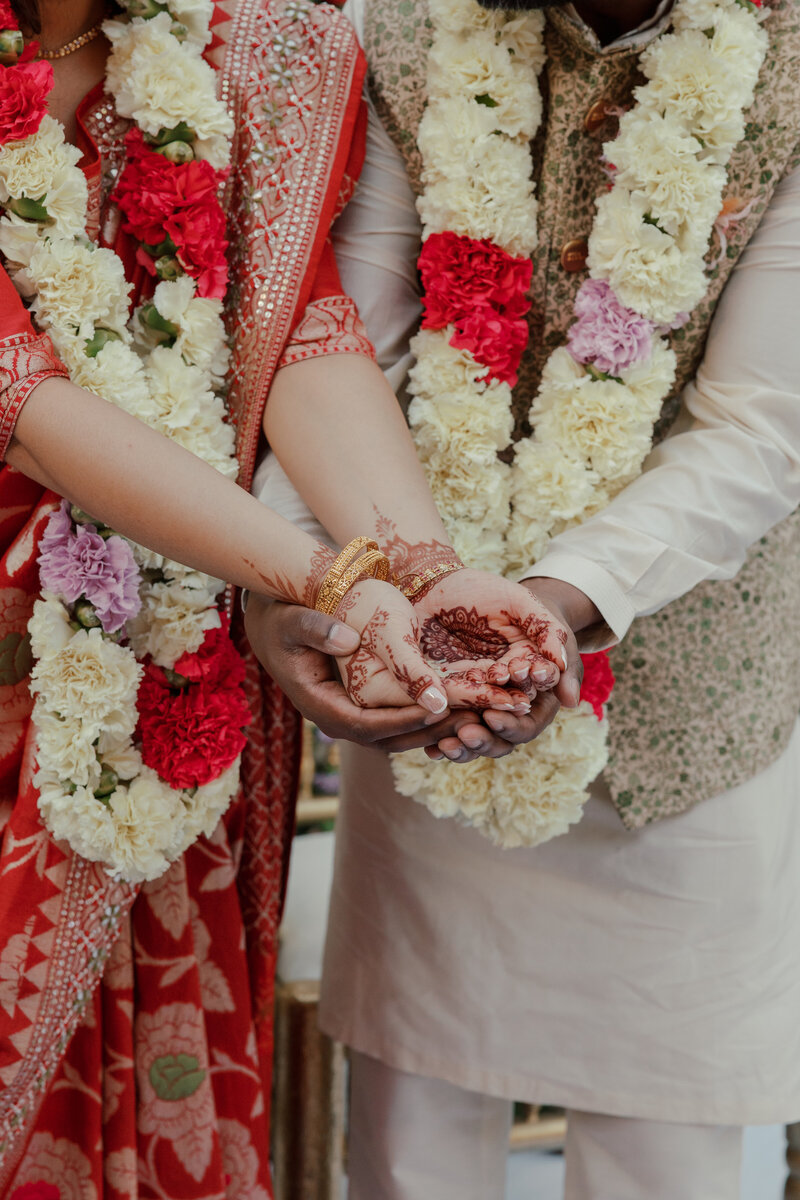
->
xmin=411 ymin=568 xmax=578 ymax=709
xmin=334 ymin=579 xmax=532 ymax=714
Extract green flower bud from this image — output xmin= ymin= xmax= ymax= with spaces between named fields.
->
xmin=74 ymin=599 xmax=102 ymax=629
xmin=140 ymin=236 xmax=177 ymax=259
xmin=155 ymin=140 xmax=195 ymax=165
xmin=170 ymin=22 xmax=189 ymax=41
xmin=164 ymin=668 xmax=190 ymax=689
xmin=0 ymin=29 xmax=24 ymax=65
xmin=154 ymin=255 xmax=184 ymax=281
xmin=94 ymin=764 xmax=119 ymax=800
xmin=8 ymin=195 xmax=49 ymax=222
xmin=69 ymin=504 xmax=101 ymax=526
xmin=123 ymin=0 xmax=168 ymax=17
xmin=85 ymin=328 xmax=123 ymax=358
xmin=138 ymin=302 xmax=180 ymax=342
xmin=148 ymin=121 xmax=196 ymax=147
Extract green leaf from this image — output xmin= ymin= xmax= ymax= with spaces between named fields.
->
xmin=85 ymin=328 xmax=122 ymax=359
xmin=0 ymin=632 xmax=32 ymax=687
xmin=148 ymin=121 xmax=196 ymax=147
xmin=149 ymin=1053 xmax=206 ymax=1101
xmin=8 ymin=195 xmax=49 ymax=222
xmin=642 ymin=212 xmax=668 ymax=235
xmin=474 ymin=93 xmax=499 ymax=108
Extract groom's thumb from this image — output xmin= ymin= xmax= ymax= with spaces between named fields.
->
xmin=292 ymin=609 xmax=360 ymax=656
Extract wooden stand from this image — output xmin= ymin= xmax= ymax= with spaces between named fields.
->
xmin=786 ymin=1123 xmax=800 ymax=1197
xmin=272 ymin=980 xmax=346 ymax=1200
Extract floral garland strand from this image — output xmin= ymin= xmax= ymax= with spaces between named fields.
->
xmin=0 ymin=0 xmax=251 ymax=882
xmin=392 ymin=0 xmax=767 ymax=848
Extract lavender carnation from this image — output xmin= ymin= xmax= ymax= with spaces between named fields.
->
xmin=567 ymin=279 xmax=654 ymax=376
xmin=38 ymin=501 xmax=142 ymax=633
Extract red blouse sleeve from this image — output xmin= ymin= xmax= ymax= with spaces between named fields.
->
xmin=0 ymin=264 xmax=69 ymax=461
xmin=276 ymin=100 xmax=376 ymax=371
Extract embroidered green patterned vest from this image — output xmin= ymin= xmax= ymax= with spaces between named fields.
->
xmin=363 ymin=0 xmax=800 ymax=827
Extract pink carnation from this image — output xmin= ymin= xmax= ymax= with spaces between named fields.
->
xmin=567 ymin=279 xmax=654 ymax=376
xmin=38 ymin=501 xmax=142 ymax=633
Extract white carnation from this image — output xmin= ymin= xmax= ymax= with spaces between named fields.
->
xmin=498 ymin=12 xmax=546 ymax=73
xmin=67 ymin=339 xmax=156 ymax=420
xmin=151 ymin=278 xmax=230 ymax=383
xmin=430 ymin=0 xmax=503 ymax=36
xmin=0 ymin=213 xmax=41 ymax=269
xmin=610 ymin=109 xmax=725 ymax=237
xmin=511 ymin=440 xmax=598 ymax=523
xmin=182 ymin=759 xmax=240 ymax=844
xmin=105 ymin=14 xmax=233 ymax=168
xmin=127 ymin=581 xmax=220 ymax=667
xmin=429 ymin=32 xmax=517 ymax=102
xmin=145 ymin=345 xmax=236 ymax=474
xmin=37 ymin=773 xmax=117 ymax=862
xmin=29 ymin=593 xmax=73 ymax=661
xmin=408 ymin=329 xmax=491 ymax=395
xmin=30 ymin=628 xmax=141 ymax=741
xmin=0 ymin=116 xmax=87 ymax=237
xmin=106 ymin=770 xmax=187 ymax=881
xmin=34 ymin=705 xmax=101 ymax=789
xmin=637 ymin=29 xmax=749 ymax=159
xmin=620 ymin=338 xmax=677 ymax=410
xmin=96 ymin=732 xmax=143 ymax=782
xmin=534 ymin=375 xmax=657 ymax=484
xmin=166 ymin=0 xmax=214 ymax=47
xmin=588 ymin=188 xmax=708 ymax=324
xmin=426 ymin=452 xmax=510 ymax=532
xmin=22 ymin=238 xmax=132 ymax=336
xmin=671 ymin=0 xmax=742 ymax=31
xmin=449 ymin=521 xmax=506 ymax=573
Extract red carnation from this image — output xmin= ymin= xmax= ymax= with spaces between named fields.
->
xmin=113 ymin=130 xmax=228 ymax=297
xmin=173 ymin=619 xmax=246 ymax=690
xmin=164 ymin=197 xmax=228 ymax=299
xmin=419 ymin=231 xmax=532 ymax=329
xmin=138 ymin=668 xmax=251 ymax=790
xmin=450 ymin=307 xmax=529 ymax=387
xmin=0 ymin=1 xmax=18 ymax=29
xmin=580 ymin=650 xmax=615 ymax=720
xmin=0 ymin=60 xmax=53 ymax=148
xmin=10 ymin=1185 xmax=61 ymax=1200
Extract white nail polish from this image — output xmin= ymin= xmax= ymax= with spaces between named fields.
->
xmin=561 ymin=647 xmax=568 ymax=669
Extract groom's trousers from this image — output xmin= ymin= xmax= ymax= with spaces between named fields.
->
xmin=347 ymin=1050 xmax=744 ymax=1200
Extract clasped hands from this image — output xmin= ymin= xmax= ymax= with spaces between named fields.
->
xmin=245 ymin=567 xmax=595 ymax=764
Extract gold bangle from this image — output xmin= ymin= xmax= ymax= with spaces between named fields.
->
xmin=314 ymin=538 xmax=391 ymax=616
xmin=397 ymin=560 xmax=464 ymax=603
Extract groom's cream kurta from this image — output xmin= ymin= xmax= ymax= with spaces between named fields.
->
xmin=258 ymin=1 xmax=800 ymax=1122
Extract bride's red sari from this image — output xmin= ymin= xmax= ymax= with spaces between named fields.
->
xmin=0 ymin=1 xmax=368 ymax=1194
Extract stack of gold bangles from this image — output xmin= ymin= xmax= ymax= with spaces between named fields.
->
xmin=314 ymin=537 xmax=392 ymax=616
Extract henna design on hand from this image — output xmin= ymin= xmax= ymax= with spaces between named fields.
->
xmin=420 ymin=606 xmax=509 ymax=663
xmin=245 ymin=542 xmax=336 ymax=607
xmin=342 ymin=603 xmax=435 ymax=707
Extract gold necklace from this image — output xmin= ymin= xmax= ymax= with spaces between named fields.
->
xmin=38 ymin=17 xmax=106 ymax=61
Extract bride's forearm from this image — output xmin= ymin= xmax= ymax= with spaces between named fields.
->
xmin=8 ymin=375 xmax=336 ymax=604
xmin=264 ymin=354 xmax=459 ymax=578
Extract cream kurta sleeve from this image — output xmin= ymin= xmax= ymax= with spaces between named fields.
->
xmin=525 ymin=165 xmax=800 ymax=648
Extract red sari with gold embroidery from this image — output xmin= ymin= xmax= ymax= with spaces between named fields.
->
xmin=0 ymin=2 xmax=368 ymax=1195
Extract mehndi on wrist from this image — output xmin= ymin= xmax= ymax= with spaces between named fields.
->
xmin=314 ymin=536 xmax=391 ymax=616
xmin=395 ymin=559 xmax=464 ymax=604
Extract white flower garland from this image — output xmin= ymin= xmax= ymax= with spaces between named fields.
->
xmin=393 ymin=0 xmax=768 ymax=848
xmin=0 ymin=4 xmax=241 ymax=882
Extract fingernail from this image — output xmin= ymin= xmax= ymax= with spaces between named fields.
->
xmin=460 ymin=734 xmax=485 ymax=750
xmin=532 ymin=667 xmax=551 ymax=682
xmin=561 ymin=647 xmax=568 ymax=670
xmin=567 ymin=679 xmax=581 ymax=706
xmin=424 ymin=710 xmax=444 ymax=725
xmin=512 ymin=703 xmax=530 ymax=714
xmin=421 ymin=686 xmax=448 ymax=715
xmin=328 ymin=622 xmax=359 ymax=653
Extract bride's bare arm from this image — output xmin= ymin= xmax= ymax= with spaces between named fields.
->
xmin=7 ymin=373 xmax=450 ymax=713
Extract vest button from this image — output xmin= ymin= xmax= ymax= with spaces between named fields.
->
xmin=584 ymin=99 xmax=609 ymax=134
xmin=560 ymin=238 xmax=588 ymax=273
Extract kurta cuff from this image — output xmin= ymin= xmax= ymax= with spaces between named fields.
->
xmin=519 ymin=550 xmax=636 ymax=652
